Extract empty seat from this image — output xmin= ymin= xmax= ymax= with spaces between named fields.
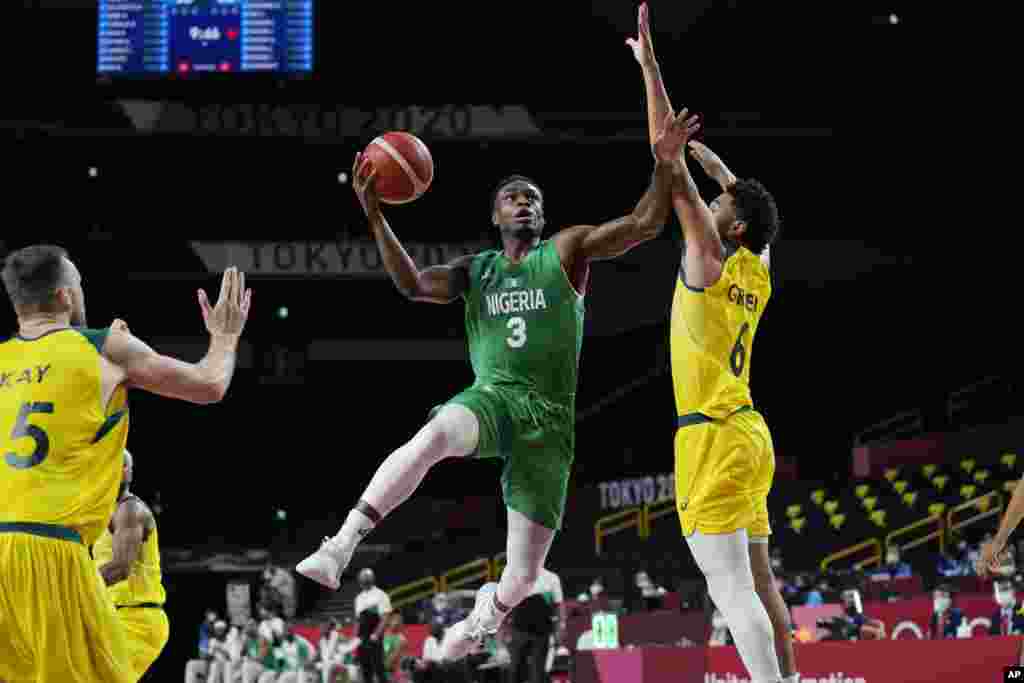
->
xmin=922 ymin=464 xmax=938 ymax=478
xmin=893 ymin=480 xmax=909 ymax=494
xmin=786 ymin=504 xmax=803 ymax=519
xmin=829 ymin=513 xmax=846 ymax=531
xmin=961 ymin=458 xmax=977 ymax=475
xmin=788 ymin=517 xmax=807 ymax=534
xmin=855 ymin=484 xmax=871 ymax=500
xmin=933 ymin=475 xmax=950 ymax=492
xmin=884 ymin=467 xmax=901 ymax=482
xmin=869 ymin=509 xmax=888 ymax=528
xmin=824 ymin=500 xmax=840 ymax=516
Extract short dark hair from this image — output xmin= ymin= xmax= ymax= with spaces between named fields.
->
xmin=490 ymin=174 xmax=543 ymax=214
xmin=1 ymin=244 xmax=70 ymax=309
xmin=727 ymin=179 xmax=780 ymax=255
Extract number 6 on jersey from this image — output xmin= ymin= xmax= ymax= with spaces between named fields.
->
xmin=506 ymin=316 xmax=527 ymax=348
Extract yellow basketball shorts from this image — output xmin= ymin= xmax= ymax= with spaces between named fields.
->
xmin=674 ymin=407 xmax=775 ymax=538
xmin=118 ymin=605 xmax=170 ymax=679
xmin=0 ymin=524 xmax=134 ymax=683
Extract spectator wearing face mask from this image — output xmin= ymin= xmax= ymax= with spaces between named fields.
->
xmin=634 ymin=571 xmax=666 ymax=611
xmin=872 ymin=546 xmax=913 ymax=579
xmin=988 ymin=580 xmax=1024 ymax=636
xmin=588 ymin=577 xmax=610 ymax=613
xmin=929 ymin=586 xmax=964 ymax=639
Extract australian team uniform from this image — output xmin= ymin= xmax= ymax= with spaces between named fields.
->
xmin=432 ymin=240 xmax=585 ymax=530
xmin=671 ymin=241 xmax=775 ymax=538
xmin=0 ymin=327 xmax=134 ymax=682
xmin=93 ymin=497 xmax=170 ymax=680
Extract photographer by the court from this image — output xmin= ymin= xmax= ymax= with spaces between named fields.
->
xmin=817 ymin=589 xmax=885 ymax=641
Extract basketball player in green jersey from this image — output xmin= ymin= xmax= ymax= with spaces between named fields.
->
xmin=299 ymin=119 xmax=699 ymax=660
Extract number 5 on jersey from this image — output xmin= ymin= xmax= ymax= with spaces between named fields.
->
xmin=507 ymin=316 xmax=527 ymax=348
xmin=5 ymin=401 xmax=54 ymax=469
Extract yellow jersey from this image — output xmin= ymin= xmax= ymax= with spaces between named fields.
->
xmin=670 ymin=242 xmax=772 ymax=419
xmin=93 ymin=498 xmax=166 ymax=607
xmin=0 ymin=327 xmax=128 ymax=547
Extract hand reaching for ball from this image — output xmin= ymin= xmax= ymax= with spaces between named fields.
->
xmin=352 ymin=152 xmax=380 ymax=216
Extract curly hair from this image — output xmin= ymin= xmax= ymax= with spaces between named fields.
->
xmin=727 ymin=179 xmax=780 ymax=255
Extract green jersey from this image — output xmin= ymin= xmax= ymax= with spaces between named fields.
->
xmin=463 ymin=240 xmax=585 ymax=408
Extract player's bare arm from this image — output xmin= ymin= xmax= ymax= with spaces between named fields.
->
xmin=626 ymin=3 xmax=674 ymax=155
xmin=553 ymin=111 xmax=694 ymax=276
xmin=99 ymin=498 xmax=150 ymax=586
xmin=103 ymin=267 xmax=251 ymax=404
xmin=687 ymin=141 xmax=771 ymax=270
xmin=352 ymin=151 xmax=474 ymax=304
xmin=671 ymin=119 xmax=728 ymax=288
xmin=979 ymin=477 xmax=1024 ymax=576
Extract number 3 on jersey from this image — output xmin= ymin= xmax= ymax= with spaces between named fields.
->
xmin=507 ymin=316 xmax=527 ymax=348
xmin=5 ymin=401 xmax=54 ymax=470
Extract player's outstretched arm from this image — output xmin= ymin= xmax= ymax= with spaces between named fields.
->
xmin=99 ymin=498 xmax=149 ymax=586
xmin=626 ymin=3 xmax=674 ymax=151
xmin=554 ymin=111 xmax=698 ymax=265
xmin=671 ymin=122 xmax=728 ymax=287
xmin=687 ymin=141 xmax=738 ymax=192
xmin=104 ymin=267 xmax=250 ymax=404
xmin=554 ymin=159 xmax=674 ymax=264
xmin=979 ymin=478 xmax=1024 ymax=576
xmin=352 ymin=152 xmax=473 ymax=304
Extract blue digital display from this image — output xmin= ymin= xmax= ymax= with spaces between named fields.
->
xmin=98 ymin=1 xmax=314 ymax=76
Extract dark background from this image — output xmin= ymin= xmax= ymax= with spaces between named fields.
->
xmin=6 ymin=0 xmax=1006 ymax=676
xmin=6 ymin=0 xmax=978 ymax=544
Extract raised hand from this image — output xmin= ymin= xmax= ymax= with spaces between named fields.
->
xmin=198 ymin=267 xmax=252 ymax=338
xmin=352 ymin=151 xmax=380 ymax=216
xmin=625 ymin=3 xmax=656 ymax=67
xmin=653 ymin=109 xmax=701 ymax=163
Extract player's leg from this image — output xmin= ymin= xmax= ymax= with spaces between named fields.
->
xmin=745 ymin=415 xmax=797 ymax=683
xmin=676 ymin=420 xmax=782 ymax=683
xmin=298 ymin=399 xmax=486 ymax=588
xmin=440 ymin=507 xmax=556 ymax=661
xmin=749 ymin=540 xmax=797 ymax=683
xmin=687 ymin=530 xmax=782 ymax=683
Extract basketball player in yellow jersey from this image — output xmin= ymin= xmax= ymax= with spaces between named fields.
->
xmin=627 ymin=6 xmax=794 ymax=683
xmin=93 ymin=450 xmax=169 ymax=681
xmin=0 ymin=244 xmax=250 ymax=682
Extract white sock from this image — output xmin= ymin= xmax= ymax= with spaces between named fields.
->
xmin=686 ymin=529 xmax=782 ymax=683
xmin=782 ymin=675 xmax=799 ymax=683
xmin=333 ymin=507 xmax=375 ymax=550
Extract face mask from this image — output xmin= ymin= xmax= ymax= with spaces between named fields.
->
xmin=998 ymin=592 xmax=1016 ymax=608
xmin=934 ymin=597 xmax=951 ymax=613
xmin=886 ymin=554 xmax=899 ymax=565
xmin=590 ymin=584 xmax=603 ymax=596
xmin=771 ymin=559 xmax=782 ymax=570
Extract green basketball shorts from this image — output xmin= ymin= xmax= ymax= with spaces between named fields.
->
xmin=430 ymin=383 xmax=574 ymax=530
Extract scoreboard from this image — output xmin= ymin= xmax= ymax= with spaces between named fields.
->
xmin=97 ymin=0 xmax=314 ymax=76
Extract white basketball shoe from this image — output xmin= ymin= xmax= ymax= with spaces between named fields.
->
xmin=439 ymin=582 xmax=503 ymax=662
xmin=295 ymin=537 xmax=354 ymax=591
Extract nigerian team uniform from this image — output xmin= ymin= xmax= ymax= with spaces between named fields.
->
xmin=0 ymin=327 xmax=134 ymax=682
xmin=671 ymin=240 xmax=775 ymax=538
xmin=433 ymin=239 xmax=584 ymax=530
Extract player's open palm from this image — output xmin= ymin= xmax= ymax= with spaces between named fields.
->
xmin=625 ymin=3 xmax=656 ymax=66
xmin=198 ymin=267 xmax=252 ymax=337
xmin=653 ymin=109 xmax=700 ymax=163
xmin=352 ymin=151 xmax=380 ymax=215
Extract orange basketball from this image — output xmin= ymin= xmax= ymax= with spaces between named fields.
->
xmin=361 ymin=132 xmax=434 ymax=204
